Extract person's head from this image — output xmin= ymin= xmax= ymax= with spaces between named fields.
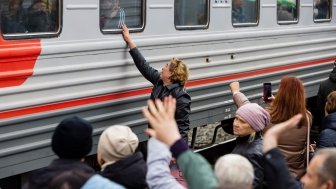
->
xmin=214 ymin=154 xmax=254 ymax=189
xmin=300 ymin=148 xmax=336 ymax=189
xmin=52 ymin=116 xmax=93 ymax=159
xmin=101 ymin=0 xmax=119 ymax=11
xmin=97 ymin=125 xmax=139 ymax=170
xmin=31 ymin=0 xmax=51 ymax=13
xmin=270 ymin=75 xmax=307 ymax=125
xmin=48 ymin=170 xmax=89 ymax=189
xmin=233 ymin=0 xmax=243 ymax=9
xmin=325 ymin=91 xmax=336 ymax=115
xmin=161 ymin=58 xmax=189 ymax=86
xmin=8 ymin=0 xmax=23 ymax=13
xmin=234 ymin=103 xmax=271 ymax=138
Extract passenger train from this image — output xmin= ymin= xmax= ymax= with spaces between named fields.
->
xmin=0 ymin=0 xmax=335 ymax=180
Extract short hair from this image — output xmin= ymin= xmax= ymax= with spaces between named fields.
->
xmin=315 ymin=148 xmax=336 ymax=187
xmin=325 ymin=91 xmax=336 ymax=114
xmin=169 ymin=58 xmax=189 ymax=86
xmin=214 ymin=154 xmax=254 ymax=189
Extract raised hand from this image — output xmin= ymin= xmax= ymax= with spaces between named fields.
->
xmin=121 ymin=24 xmax=136 ymax=49
xmin=263 ymin=114 xmax=302 ymax=153
xmin=143 ymin=96 xmax=181 ymax=146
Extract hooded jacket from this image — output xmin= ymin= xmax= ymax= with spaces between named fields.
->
xmin=317 ymin=112 xmax=336 ymax=148
xmin=22 ymin=159 xmax=95 ymax=189
xmin=100 ymin=152 xmax=147 ymax=189
xmin=316 ymin=66 xmax=336 ymax=128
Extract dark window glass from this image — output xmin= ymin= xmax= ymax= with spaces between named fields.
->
xmin=232 ymin=0 xmax=259 ymax=26
xmin=100 ymin=0 xmax=144 ymax=31
xmin=174 ymin=0 xmax=208 ymax=29
xmin=277 ymin=0 xmax=299 ymax=23
xmin=0 ymin=0 xmax=60 ymax=36
xmin=314 ymin=0 xmax=331 ymax=21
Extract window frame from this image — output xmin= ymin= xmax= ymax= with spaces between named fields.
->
xmin=313 ymin=0 xmax=332 ymax=23
xmin=277 ymin=0 xmax=300 ymax=25
xmin=232 ymin=0 xmax=260 ymax=27
xmin=174 ymin=0 xmax=210 ymax=30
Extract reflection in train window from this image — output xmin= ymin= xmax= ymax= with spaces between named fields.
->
xmin=174 ymin=0 xmax=209 ymax=30
xmin=277 ymin=0 xmax=298 ymax=24
xmin=100 ymin=0 xmax=144 ymax=32
xmin=232 ymin=0 xmax=259 ymax=26
xmin=314 ymin=0 xmax=331 ymax=21
xmin=0 ymin=0 xmax=60 ymax=37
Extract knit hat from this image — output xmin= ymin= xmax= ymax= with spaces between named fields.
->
xmin=97 ymin=125 xmax=139 ymax=167
xmin=236 ymin=103 xmax=271 ymax=132
xmin=52 ymin=116 xmax=93 ymax=159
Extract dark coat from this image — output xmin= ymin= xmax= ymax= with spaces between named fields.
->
xmin=129 ymin=47 xmax=191 ymax=142
xmin=22 ymin=159 xmax=95 ymax=189
xmin=100 ymin=152 xmax=147 ymax=189
xmin=317 ymin=112 xmax=336 ymax=148
xmin=232 ymin=134 xmax=265 ymax=189
xmin=316 ymin=68 xmax=336 ymax=129
xmin=263 ymin=148 xmax=302 ymax=189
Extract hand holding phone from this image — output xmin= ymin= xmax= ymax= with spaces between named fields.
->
xmin=263 ymin=83 xmax=272 ymax=102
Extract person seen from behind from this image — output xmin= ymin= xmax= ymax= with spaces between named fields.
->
xmin=316 ymin=61 xmax=336 ymax=132
xmin=97 ymin=125 xmax=147 ymax=189
xmin=121 ymin=24 xmax=191 ymax=149
xmin=317 ymin=91 xmax=336 ymax=148
xmin=23 ymin=116 xmax=125 ymax=189
xmin=264 ymin=75 xmax=312 ymax=180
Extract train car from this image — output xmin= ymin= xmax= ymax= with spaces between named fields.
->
xmin=0 ymin=0 xmax=335 ymax=180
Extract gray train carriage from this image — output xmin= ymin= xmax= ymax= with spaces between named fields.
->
xmin=0 ymin=0 xmax=335 ymax=180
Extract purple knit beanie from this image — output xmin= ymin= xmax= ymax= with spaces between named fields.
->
xmin=236 ymin=103 xmax=271 ymax=132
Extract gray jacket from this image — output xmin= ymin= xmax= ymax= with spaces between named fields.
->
xmin=146 ymin=138 xmax=185 ymax=189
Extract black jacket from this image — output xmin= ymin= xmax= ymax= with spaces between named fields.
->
xmin=100 ymin=152 xmax=147 ymax=189
xmin=263 ymin=148 xmax=302 ymax=189
xmin=316 ymin=68 xmax=336 ymax=129
xmin=232 ymin=134 xmax=265 ymax=189
xmin=317 ymin=112 xmax=336 ymax=148
xmin=22 ymin=159 xmax=95 ymax=189
xmin=129 ymin=47 xmax=191 ymax=142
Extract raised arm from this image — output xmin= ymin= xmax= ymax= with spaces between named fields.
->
xmin=146 ymin=138 xmax=186 ymax=189
xmin=229 ymin=81 xmax=250 ymax=108
xmin=143 ymin=96 xmax=219 ymax=189
xmin=121 ymin=25 xmax=136 ymax=49
xmin=121 ymin=25 xmax=160 ymax=84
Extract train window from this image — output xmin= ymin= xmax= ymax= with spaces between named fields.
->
xmin=313 ymin=0 xmax=331 ymax=21
xmin=232 ymin=0 xmax=259 ymax=27
xmin=0 ymin=0 xmax=60 ymax=39
xmin=100 ymin=0 xmax=144 ymax=33
xmin=277 ymin=0 xmax=299 ymax=24
xmin=174 ymin=0 xmax=209 ymax=30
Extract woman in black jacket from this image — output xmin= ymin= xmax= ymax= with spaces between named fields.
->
xmin=230 ymin=81 xmax=271 ymax=189
xmin=121 ymin=25 xmax=191 ymax=144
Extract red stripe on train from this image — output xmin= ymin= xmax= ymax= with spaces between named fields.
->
xmin=0 ymin=35 xmax=41 ymax=88
xmin=0 ymin=57 xmax=334 ymax=119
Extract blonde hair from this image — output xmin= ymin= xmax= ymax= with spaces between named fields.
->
xmin=169 ymin=58 xmax=189 ymax=86
xmin=325 ymin=91 xmax=336 ymax=114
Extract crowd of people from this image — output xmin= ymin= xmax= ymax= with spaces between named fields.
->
xmin=0 ymin=0 xmax=58 ymax=34
xmin=20 ymin=25 xmax=336 ymax=189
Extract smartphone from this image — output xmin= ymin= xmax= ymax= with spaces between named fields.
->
xmin=263 ymin=83 xmax=272 ymax=102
